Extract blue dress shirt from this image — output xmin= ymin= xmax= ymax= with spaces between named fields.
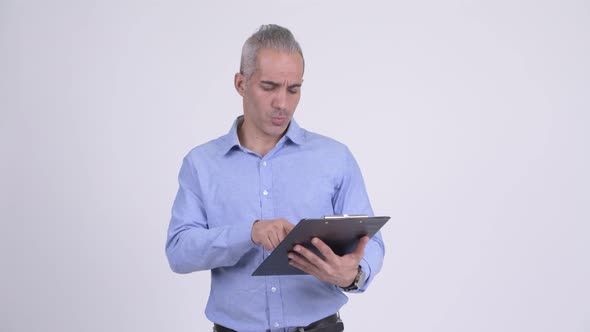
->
xmin=166 ymin=117 xmax=384 ymax=332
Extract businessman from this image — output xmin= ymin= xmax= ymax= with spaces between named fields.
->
xmin=166 ymin=24 xmax=385 ymax=332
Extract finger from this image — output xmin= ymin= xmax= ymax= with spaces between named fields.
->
xmin=283 ymin=221 xmax=295 ymax=233
xmin=277 ymin=219 xmax=294 ymax=237
xmin=311 ymin=237 xmax=337 ymax=261
xmin=277 ymin=226 xmax=288 ymax=243
xmin=288 ymin=256 xmax=307 ymax=274
xmin=271 ymin=231 xmax=282 ymax=249
xmin=277 ymin=219 xmax=294 ymax=242
xmin=289 ymin=259 xmax=314 ymax=275
xmin=351 ymin=236 xmax=370 ymax=259
xmin=264 ymin=235 xmax=275 ymax=251
xmin=292 ymin=243 xmax=330 ymax=271
xmin=288 ymin=251 xmax=318 ymax=275
xmin=287 ymin=251 xmax=306 ymax=267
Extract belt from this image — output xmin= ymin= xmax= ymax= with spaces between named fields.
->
xmin=214 ymin=313 xmax=342 ymax=332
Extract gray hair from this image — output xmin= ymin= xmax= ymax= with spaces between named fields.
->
xmin=240 ymin=24 xmax=304 ymax=79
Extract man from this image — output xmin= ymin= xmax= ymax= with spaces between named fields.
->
xmin=166 ymin=24 xmax=384 ymax=332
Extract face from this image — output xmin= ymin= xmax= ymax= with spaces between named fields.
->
xmin=235 ymin=48 xmax=304 ymax=142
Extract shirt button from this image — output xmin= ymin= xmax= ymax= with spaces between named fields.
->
xmin=274 ymin=322 xmax=280 ymax=328
xmin=263 ymin=190 xmax=269 ymax=196
xmin=263 ymin=161 xmax=267 ymax=166
xmin=271 ymin=287 xmax=277 ymax=293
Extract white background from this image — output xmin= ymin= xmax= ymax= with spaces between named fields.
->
xmin=1 ymin=1 xmax=589 ymax=331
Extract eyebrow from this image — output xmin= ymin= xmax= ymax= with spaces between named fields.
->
xmin=260 ymin=80 xmax=302 ymax=89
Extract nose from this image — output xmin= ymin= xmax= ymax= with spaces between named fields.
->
xmin=271 ymin=88 xmax=287 ymax=111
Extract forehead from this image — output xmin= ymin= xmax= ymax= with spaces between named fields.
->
xmin=254 ymin=48 xmax=304 ymax=80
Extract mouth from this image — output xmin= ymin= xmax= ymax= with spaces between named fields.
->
xmin=271 ymin=116 xmax=287 ymax=126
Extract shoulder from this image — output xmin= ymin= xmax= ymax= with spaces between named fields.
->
xmin=184 ymin=134 xmax=229 ymax=164
xmin=297 ymin=128 xmax=365 ymax=187
xmin=300 ymin=128 xmax=353 ymax=159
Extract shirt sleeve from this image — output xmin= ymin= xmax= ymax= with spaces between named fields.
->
xmin=333 ymin=147 xmax=385 ymax=292
xmin=165 ymin=156 xmax=257 ymax=274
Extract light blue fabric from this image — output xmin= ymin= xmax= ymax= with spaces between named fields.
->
xmin=166 ymin=116 xmax=384 ymax=332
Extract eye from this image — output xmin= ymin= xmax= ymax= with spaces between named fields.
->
xmin=261 ymin=84 xmax=275 ymax=91
xmin=288 ymin=87 xmax=300 ymax=94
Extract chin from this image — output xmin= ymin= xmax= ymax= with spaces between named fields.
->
xmin=269 ymin=130 xmax=286 ymax=138
xmin=266 ymin=126 xmax=288 ymax=138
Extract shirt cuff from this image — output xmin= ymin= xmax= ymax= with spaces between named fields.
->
xmin=228 ymin=220 xmax=258 ymax=257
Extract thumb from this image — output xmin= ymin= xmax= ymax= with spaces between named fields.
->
xmin=352 ymin=236 xmax=370 ymax=258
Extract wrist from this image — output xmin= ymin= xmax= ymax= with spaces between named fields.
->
xmin=339 ymin=268 xmax=358 ymax=288
xmin=339 ymin=266 xmax=366 ymax=292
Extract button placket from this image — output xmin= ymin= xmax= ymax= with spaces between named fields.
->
xmin=260 ymin=159 xmax=282 ymax=328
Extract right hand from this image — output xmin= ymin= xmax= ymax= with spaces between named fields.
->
xmin=251 ymin=218 xmax=295 ymax=250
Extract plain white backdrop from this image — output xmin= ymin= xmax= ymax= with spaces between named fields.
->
xmin=1 ymin=1 xmax=589 ymax=331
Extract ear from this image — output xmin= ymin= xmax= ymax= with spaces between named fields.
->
xmin=234 ymin=72 xmax=246 ymax=96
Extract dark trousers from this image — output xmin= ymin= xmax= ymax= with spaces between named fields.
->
xmin=213 ymin=313 xmax=344 ymax=332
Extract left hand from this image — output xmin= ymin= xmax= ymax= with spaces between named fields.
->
xmin=288 ymin=236 xmax=370 ymax=287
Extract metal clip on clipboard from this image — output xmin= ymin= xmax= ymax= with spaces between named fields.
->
xmin=323 ymin=214 xmax=369 ymax=220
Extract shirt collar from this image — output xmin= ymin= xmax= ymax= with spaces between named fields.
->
xmin=220 ymin=115 xmax=305 ymax=155
xmin=283 ymin=117 xmax=304 ymax=145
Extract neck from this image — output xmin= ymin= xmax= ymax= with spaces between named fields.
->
xmin=237 ymin=120 xmax=285 ymax=157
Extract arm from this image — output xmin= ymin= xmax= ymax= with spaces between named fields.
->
xmin=335 ymin=148 xmax=384 ymax=291
xmin=289 ymin=148 xmax=385 ymax=291
xmin=165 ymin=156 xmax=256 ymax=273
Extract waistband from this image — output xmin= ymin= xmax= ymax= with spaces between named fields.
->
xmin=214 ymin=313 xmax=341 ymax=332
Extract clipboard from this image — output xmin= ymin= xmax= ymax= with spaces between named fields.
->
xmin=252 ymin=215 xmax=390 ymax=276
